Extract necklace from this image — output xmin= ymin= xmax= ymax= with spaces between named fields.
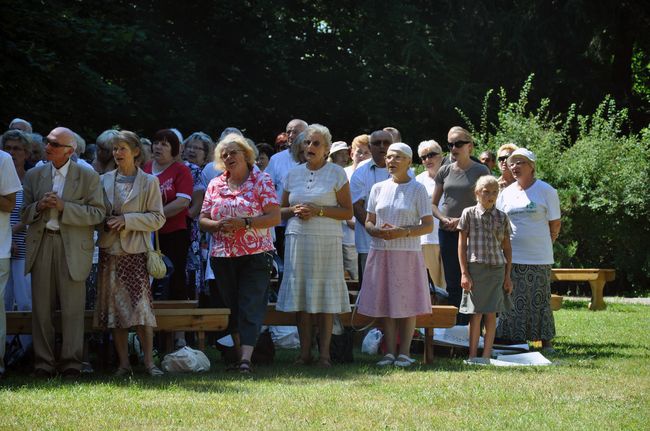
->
xmin=227 ymin=169 xmax=250 ymax=191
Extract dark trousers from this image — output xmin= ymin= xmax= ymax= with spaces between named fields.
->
xmin=210 ymin=252 xmax=273 ymax=346
xmin=159 ymin=229 xmax=191 ymax=300
xmin=357 ymin=252 xmax=368 ymax=286
xmin=274 ymin=225 xmax=287 ymax=264
xmin=439 ymin=229 xmax=469 ymax=325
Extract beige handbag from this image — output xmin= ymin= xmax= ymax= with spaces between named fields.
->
xmin=147 ymin=231 xmax=169 ymax=279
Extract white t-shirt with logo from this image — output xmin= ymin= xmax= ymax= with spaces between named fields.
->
xmin=497 ymin=179 xmax=561 ymax=265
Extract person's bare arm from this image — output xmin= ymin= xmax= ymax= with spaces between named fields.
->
xmin=549 ymin=219 xmax=561 ymax=243
xmin=163 ymin=196 xmax=190 ymax=218
xmin=0 ymin=192 xmax=16 ymax=213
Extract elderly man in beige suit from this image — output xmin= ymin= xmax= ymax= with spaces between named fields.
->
xmin=22 ymin=127 xmax=105 ymax=378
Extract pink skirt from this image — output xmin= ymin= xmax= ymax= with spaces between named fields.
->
xmin=357 ymin=249 xmax=432 ymax=318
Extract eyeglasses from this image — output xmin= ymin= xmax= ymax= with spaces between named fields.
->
xmin=221 ymin=149 xmax=241 ymax=159
xmin=2 ymin=145 xmax=25 ymax=152
xmin=419 ymin=151 xmax=440 ymax=161
xmin=447 ymin=140 xmax=470 ymax=149
xmin=45 ymin=139 xmax=73 ymax=149
xmin=498 ymin=156 xmax=510 ymax=162
xmin=187 ymin=145 xmax=205 ymax=152
xmin=508 ymin=160 xmax=528 ymax=167
xmin=370 ymin=139 xmax=391 ymax=146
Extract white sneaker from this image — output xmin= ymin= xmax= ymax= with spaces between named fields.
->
xmin=376 ymin=354 xmax=395 ymax=366
xmin=394 ymin=354 xmax=415 ymax=367
xmin=463 ymin=357 xmax=491 ymax=365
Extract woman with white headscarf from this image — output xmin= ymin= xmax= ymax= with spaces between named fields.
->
xmin=357 ymin=143 xmax=433 ymax=367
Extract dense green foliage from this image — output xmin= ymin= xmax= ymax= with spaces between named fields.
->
xmin=1 ymin=1 xmax=648 ymax=142
xmin=464 ymin=76 xmax=650 ymax=293
xmin=2 ymin=2 xmax=648 ymax=292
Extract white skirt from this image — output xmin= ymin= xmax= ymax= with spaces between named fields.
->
xmin=276 ymin=233 xmax=351 ymax=313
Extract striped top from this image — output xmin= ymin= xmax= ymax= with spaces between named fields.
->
xmin=458 ymin=204 xmax=511 ymax=266
xmin=10 ymin=189 xmax=26 ymax=259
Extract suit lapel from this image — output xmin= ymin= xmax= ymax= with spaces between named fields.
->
xmin=61 ymin=161 xmax=80 ymax=200
xmin=103 ymin=170 xmax=116 ymax=208
xmin=38 ymin=163 xmax=53 ymax=196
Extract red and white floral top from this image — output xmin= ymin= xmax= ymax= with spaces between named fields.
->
xmin=202 ymin=167 xmax=278 ymax=257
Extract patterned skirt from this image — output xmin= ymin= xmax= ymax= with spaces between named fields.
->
xmin=495 ymin=264 xmax=555 ymax=342
xmin=94 ymin=251 xmax=157 ymax=329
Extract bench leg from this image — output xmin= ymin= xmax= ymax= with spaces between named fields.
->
xmin=588 ymin=278 xmax=607 ymax=311
xmin=424 ymin=328 xmax=434 ymax=364
xmin=197 ymin=331 xmax=205 ymax=351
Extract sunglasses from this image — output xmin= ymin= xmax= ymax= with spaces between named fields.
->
xmin=419 ymin=151 xmax=440 ymax=161
xmin=498 ymin=156 xmax=510 ymax=162
xmin=45 ymin=139 xmax=73 ymax=149
xmin=447 ymin=140 xmax=470 ymax=149
xmin=370 ymin=139 xmax=392 ymax=146
xmin=508 ymin=160 xmax=528 ymax=167
xmin=221 ymin=149 xmax=242 ymax=159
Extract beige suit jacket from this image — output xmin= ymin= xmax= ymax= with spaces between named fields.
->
xmin=97 ymin=168 xmax=165 ymax=254
xmin=21 ymin=161 xmax=106 ymax=281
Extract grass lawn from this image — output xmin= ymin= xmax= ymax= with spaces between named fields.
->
xmin=1 ymin=301 xmax=648 ymax=430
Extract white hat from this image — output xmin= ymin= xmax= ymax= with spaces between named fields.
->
xmin=387 ymin=142 xmax=412 ymax=159
xmin=329 ymin=141 xmax=349 ymax=155
xmin=508 ymin=148 xmax=536 ymax=167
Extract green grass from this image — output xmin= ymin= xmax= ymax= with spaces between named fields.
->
xmin=1 ymin=302 xmax=649 ymax=430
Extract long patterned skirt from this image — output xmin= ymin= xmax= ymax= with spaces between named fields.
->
xmin=495 ymin=264 xmax=555 ymax=342
xmin=94 ymin=251 xmax=156 ymax=329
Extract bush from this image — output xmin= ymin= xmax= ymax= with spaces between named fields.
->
xmin=459 ymin=75 xmax=650 ymax=295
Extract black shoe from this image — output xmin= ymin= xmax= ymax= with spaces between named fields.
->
xmin=61 ymin=368 xmax=82 ymax=380
xmin=33 ymin=368 xmax=55 ymax=379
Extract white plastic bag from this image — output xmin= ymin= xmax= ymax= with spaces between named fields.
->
xmin=269 ymin=326 xmax=300 ymax=349
xmin=361 ymin=328 xmax=383 ymax=355
xmin=161 ymin=346 xmax=210 ymax=373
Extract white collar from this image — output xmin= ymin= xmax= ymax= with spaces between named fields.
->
xmin=51 ymin=158 xmax=72 ymax=177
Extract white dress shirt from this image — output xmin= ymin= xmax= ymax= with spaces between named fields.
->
xmin=46 ymin=158 xmax=72 ymax=231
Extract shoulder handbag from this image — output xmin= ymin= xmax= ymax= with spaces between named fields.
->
xmin=147 ymin=231 xmax=173 ymax=279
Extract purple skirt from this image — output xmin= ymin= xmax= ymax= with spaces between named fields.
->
xmin=357 ymin=249 xmax=432 ymax=318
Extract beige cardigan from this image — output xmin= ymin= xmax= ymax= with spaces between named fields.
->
xmin=97 ymin=168 xmax=166 ymax=254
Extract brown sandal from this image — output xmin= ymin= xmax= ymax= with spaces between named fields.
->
xmin=293 ymin=356 xmax=313 ymax=366
xmin=317 ymin=358 xmax=332 ymax=368
xmin=238 ymin=359 xmax=253 ymax=374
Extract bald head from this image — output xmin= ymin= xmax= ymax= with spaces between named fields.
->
xmin=383 ymin=126 xmax=401 ymax=143
xmin=286 ymin=119 xmax=308 ymax=144
xmin=50 ymin=127 xmax=77 ymax=148
xmin=45 ymin=127 xmax=77 ymax=167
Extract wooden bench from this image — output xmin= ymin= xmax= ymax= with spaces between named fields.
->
xmin=551 ymin=268 xmax=616 ymax=310
xmin=263 ymin=303 xmax=458 ymax=364
xmin=5 ymin=304 xmax=230 ymax=351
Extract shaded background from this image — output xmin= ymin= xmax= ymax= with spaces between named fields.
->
xmin=1 ymin=0 xmax=648 ymax=143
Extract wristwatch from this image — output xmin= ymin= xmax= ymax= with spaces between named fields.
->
xmin=318 ymin=207 xmax=324 ymax=217
xmin=244 ymin=217 xmax=252 ymax=230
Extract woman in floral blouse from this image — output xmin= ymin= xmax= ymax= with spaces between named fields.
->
xmin=199 ymin=133 xmax=280 ymax=373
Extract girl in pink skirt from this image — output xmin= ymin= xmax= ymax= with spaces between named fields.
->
xmin=357 ymin=143 xmax=433 ymax=367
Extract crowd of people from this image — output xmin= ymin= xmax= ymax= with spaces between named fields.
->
xmin=0 ymin=116 xmax=561 ymax=377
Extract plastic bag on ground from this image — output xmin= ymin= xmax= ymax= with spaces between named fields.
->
xmin=161 ymin=346 xmax=210 ymax=373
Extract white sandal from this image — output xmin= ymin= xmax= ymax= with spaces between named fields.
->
xmin=394 ymin=354 xmax=415 ymax=367
xmin=376 ymin=354 xmax=396 ymax=366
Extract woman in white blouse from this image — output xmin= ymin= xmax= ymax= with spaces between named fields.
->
xmin=357 ymin=143 xmax=433 ymax=367
xmin=276 ymin=124 xmax=353 ymax=367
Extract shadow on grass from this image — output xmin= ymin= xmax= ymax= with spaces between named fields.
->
xmin=0 ymin=350 xmax=480 ymax=393
xmin=553 ymin=340 xmax=650 ymax=361
xmin=559 ymin=300 xmax=645 ymax=313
